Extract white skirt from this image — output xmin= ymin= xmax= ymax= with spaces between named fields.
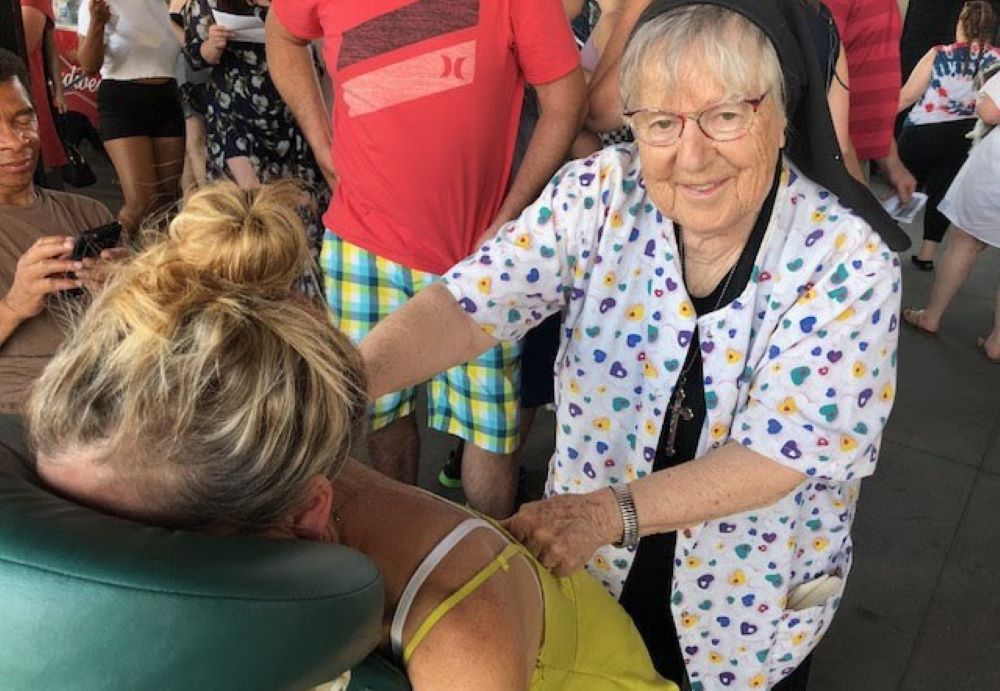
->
xmin=939 ymin=126 xmax=1000 ymax=248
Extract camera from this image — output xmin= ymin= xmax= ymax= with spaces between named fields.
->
xmin=72 ymin=221 xmax=122 ymax=261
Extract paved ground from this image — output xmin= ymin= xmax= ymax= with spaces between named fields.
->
xmin=79 ymin=153 xmax=999 ymax=690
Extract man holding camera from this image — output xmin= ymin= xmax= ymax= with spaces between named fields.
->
xmin=0 ymin=48 xmax=113 ymax=414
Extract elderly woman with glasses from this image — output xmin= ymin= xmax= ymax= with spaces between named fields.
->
xmin=361 ymin=0 xmax=908 ymax=687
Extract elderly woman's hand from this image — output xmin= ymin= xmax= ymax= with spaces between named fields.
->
xmin=502 ymin=489 xmax=621 ymax=577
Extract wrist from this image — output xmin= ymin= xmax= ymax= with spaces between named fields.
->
xmin=612 ymin=483 xmax=640 ymax=548
xmin=201 ymin=45 xmax=220 ymax=63
xmin=595 ymin=487 xmax=623 ymax=545
xmin=0 ymin=294 xmax=27 ymax=325
xmin=604 ymin=484 xmax=640 ymax=548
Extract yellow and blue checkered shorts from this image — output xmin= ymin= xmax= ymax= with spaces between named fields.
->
xmin=322 ymin=231 xmax=521 ymax=455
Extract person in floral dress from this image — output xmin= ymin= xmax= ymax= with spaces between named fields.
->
xmin=184 ymin=0 xmax=328 ymax=257
xmin=360 ymin=1 xmax=909 ymax=688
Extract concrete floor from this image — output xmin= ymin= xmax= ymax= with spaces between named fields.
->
xmin=78 ymin=152 xmax=999 ymax=690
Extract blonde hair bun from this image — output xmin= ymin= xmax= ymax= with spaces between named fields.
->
xmin=30 ymin=180 xmax=367 ymax=531
xmin=166 ymin=180 xmax=311 ymax=295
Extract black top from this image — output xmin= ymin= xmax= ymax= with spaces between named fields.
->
xmin=618 ymin=163 xmax=780 ymax=681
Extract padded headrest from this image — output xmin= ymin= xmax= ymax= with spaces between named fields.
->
xmin=0 ymin=444 xmax=384 ymax=690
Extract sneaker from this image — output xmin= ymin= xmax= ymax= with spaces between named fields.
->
xmin=437 ymin=441 xmax=464 ymax=489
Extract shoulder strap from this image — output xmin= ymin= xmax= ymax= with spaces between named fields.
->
xmin=402 ymin=542 xmax=522 ymax=664
xmin=389 ymin=518 xmax=505 ymax=662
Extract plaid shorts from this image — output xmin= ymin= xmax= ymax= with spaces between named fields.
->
xmin=322 ymin=231 xmax=521 ymax=455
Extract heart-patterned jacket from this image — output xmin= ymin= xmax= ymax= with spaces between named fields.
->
xmin=443 ymin=144 xmax=901 ymax=689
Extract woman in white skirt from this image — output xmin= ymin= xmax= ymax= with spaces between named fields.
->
xmin=904 ymin=70 xmax=1000 ymax=362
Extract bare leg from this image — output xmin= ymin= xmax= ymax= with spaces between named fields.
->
xmin=983 ymin=285 xmax=1000 ymax=360
xmin=909 ymin=228 xmax=985 ymax=332
xmin=103 ymin=136 xmax=157 ymax=235
xmin=185 ymin=115 xmax=208 ymax=189
xmin=519 ymin=406 xmax=538 ymax=448
xmin=367 ymin=415 xmax=420 ymax=485
xmin=180 ymin=150 xmax=195 ymax=197
xmin=226 ymin=156 xmax=261 ymax=189
xmin=916 ymin=239 xmax=939 ymax=263
xmin=151 ymin=136 xmax=185 ymax=218
xmin=462 ymin=443 xmax=517 ymax=519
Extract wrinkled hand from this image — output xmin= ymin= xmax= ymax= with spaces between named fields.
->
xmin=89 ymin=0 xmax=111 ymax=26
xmin=1 ymin=236 xmax=80 ymax=321
xmin=502 ymin=489 xmax=620 ymax=577
xmin=75 ymin=246 xmax=129 ymax=293
xmin=203 ymin=24 xmax=234 ymax=64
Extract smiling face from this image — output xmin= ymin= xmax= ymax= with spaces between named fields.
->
xmin=635 ymin=73 xmax=785 ymax=241
xmin=620 ymin=7 xmax=788 ymax=243
xmin=0 ymin=77 xmax=40 ymax=206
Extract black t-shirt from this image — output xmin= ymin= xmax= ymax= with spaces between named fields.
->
xmin=618 ymin=164 xmax=780 ymax=681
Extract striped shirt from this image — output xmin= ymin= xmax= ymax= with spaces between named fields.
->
xmin=825 ymin=0 xmax=903 ymax=160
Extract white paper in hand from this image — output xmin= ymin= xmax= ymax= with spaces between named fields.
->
xmin=211 ymin=9 xmax=266 ymax=44
xmin=881 ymin=191 xmax=928 ymax=225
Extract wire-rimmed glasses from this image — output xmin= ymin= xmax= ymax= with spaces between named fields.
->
xmin=624 ymin=90 xmax=771 ymax=146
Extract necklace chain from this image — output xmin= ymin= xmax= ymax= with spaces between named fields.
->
xmin=675 ymin=227 xmax=739 ymax=380
xmin=662 ymin=228 xmax=740 ymax=457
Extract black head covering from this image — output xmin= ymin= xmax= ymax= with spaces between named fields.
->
xmin=633 ymin=0 xmax=911 ymax=251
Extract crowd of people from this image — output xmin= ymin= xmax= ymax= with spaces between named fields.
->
xmin=2 ymin=0 xmax=999 ymax=689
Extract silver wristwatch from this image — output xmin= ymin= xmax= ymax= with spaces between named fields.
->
xmin=610 ymin=483 xmax=639 ymax=549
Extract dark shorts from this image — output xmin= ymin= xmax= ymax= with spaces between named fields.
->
xmin=97 ymin=79 xmax=185 ymax=141
xmin=520 ymin=313 xmax=561 ymax=409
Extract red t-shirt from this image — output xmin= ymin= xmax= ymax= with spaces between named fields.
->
xmin=824 ymin=0 xmax=902 ymax=161
xmin=272 ymin=0 xmax=579 ymax=274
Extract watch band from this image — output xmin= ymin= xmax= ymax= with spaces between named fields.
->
xmin=611 ymin=483 xmax=639 ymax=549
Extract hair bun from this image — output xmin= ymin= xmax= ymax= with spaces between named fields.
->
xmin=168 ymin=180 xmax=311 ymax=295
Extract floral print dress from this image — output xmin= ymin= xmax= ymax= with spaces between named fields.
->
xmin=184 ymin=0 xmax=329 ymax=256
xmin=442 ymin=144 xmax=901 ymax=688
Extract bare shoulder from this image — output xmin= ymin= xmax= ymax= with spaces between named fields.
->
xmin=405 ymin=577 xmax=534 ymax=691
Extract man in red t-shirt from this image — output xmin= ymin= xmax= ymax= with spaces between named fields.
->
xmin=267 ymin=0 xmax=585 ymax=517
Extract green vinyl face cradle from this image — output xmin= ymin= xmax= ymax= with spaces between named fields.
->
xmin=0 ymin=442 xmax=406 ymax=691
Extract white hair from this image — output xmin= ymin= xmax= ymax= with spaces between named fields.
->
xmin=620 ymin=5 xmax=786 ymax=119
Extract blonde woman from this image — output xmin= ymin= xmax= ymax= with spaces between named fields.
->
xmin=28 ymin=181 xmax=675 ymax=691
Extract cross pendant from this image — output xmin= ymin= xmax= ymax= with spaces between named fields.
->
xmin=664 ymin=379 xmax=694 ymax=457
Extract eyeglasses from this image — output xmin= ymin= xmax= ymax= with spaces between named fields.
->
xmin=624 ymin=90 xmax=770 ymax=146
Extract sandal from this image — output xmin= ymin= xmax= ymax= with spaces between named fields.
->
xmin=902 ymin=308 xmax=938 ymax=336
xmin=976 ymin=337 xmax=1000 ymax=364
xmin=910 ymin=256 xmax=934 ymax=271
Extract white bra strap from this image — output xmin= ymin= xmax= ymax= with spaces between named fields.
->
xmin=389 ymin=518 xmax=502 ymax=662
